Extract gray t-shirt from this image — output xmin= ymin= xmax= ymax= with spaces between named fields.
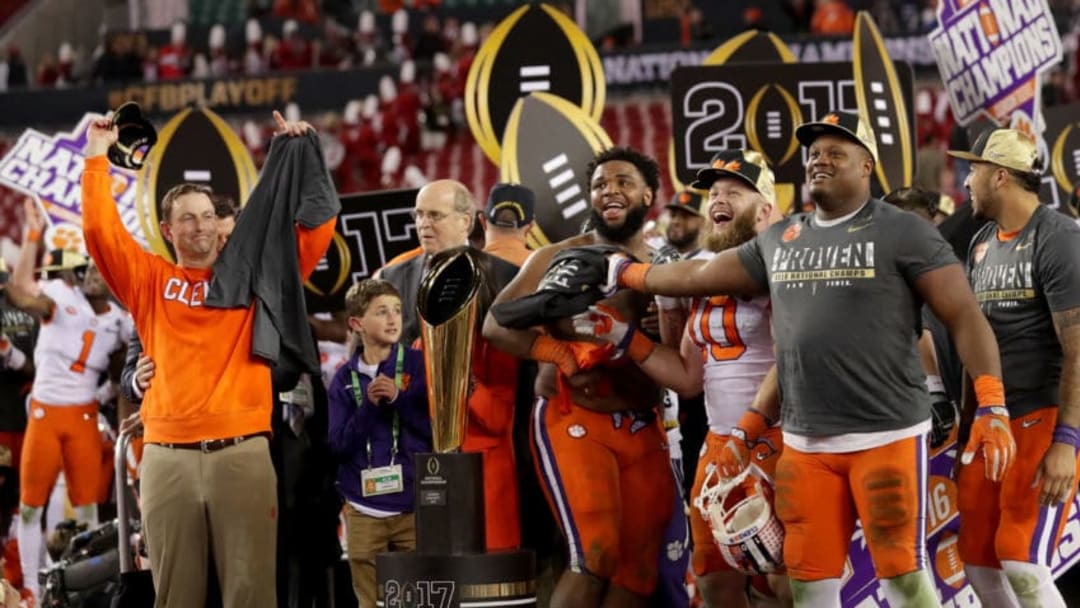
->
xmin=967 ymin=205 xmax=1080 ymax=417
xmin=737 ymin=199 xmax=957 ymax=436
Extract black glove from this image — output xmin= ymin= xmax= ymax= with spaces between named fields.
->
xmin=930 ymin=391 xmax=957 ymax=449
xmin=491 ymin=245 xmax=631 ymax=329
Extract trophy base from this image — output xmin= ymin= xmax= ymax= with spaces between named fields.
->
xmin=415 ymin=452 xmax=485 ymax=554
xmin=376 ymin=550 xmax=535 ymax=608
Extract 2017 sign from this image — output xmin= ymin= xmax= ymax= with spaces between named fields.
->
xmin=670 ymin=63 xmax=915 ymax=204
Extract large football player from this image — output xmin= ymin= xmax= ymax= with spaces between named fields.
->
xmin=589 ymin=112 xmax=1010 ymax=607
xmin=575 ymin=150 xmax=791 ymax=607
xmin=483 ymin=147 xmax=676 ymax=607
xmin=6 ymin=199 xmax=133 ymax=598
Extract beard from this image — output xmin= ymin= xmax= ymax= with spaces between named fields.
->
xmin=666 ymin=226 xmax=700 ymax=250
xmin=705 ymin=204 xmax=758 ymax=252
xmin=591 ymin=203 xmax=648 ymax=243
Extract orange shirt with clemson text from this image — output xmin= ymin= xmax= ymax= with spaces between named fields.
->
xmin=81 ymin=155 xmax=336 ymax=444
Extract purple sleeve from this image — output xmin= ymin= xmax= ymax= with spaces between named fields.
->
xmin=399 ymin=351 xmax=432 ymax=441
xmin=326 ymin=369 xmax=378 ymax=457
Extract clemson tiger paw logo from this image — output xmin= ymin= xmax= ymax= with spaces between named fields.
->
xmin=782 ymin=223 xmax=802 ymax=243
xmin=46 ymin=223 xmax=85 ymax=254
xmin=666 ymin=539 xmax=686 ymax=562
xmin=712 ymin=159 xmax=742 ymax=171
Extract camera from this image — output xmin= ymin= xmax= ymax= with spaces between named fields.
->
xmin=38 ymin=520 xmax=122 ymax=608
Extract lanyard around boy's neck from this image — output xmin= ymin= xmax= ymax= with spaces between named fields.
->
xmin=349 ymin=345 xmax=405 ymax=464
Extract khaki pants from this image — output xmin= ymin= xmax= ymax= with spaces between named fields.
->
xmin=345 ymin=505 xmax=416 ymax=608
xmin=141 ymin=437 xmax=277 ymax=608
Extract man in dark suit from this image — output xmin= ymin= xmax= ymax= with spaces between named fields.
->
xmin=377 ymin=180 xmax=516 ymax=344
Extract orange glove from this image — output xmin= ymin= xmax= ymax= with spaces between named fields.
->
xmin=961 ymin=376 xmax=1015 ymax=482
xmin=572 ymin=304 xmax=656 ymax=363
xmin=718 ymin=409 xmax=772 ymax=478
xmin=529 ymin=335 xmax=614 ymax=378
xmin=961 ymin=405 xmax=1016 ymax=482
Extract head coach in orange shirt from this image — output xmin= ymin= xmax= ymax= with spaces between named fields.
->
xmin=81 ymin=110 xmax=337 ymax=607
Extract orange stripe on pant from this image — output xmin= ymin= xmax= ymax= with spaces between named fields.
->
xmin=958 ymin=406 xmax=1080 ymax=568
xmin=774 ymin=433 xmax=928 ymax=581
xmin=20 ymin=400 xmax=101 ymax=507
xmin=690 ymin=428 xmax=784 ymax=576
xmin=529 ymin=397 xmax=673 ymax=596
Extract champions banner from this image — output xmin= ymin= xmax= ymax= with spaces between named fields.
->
xmin=0 ymin=114 xmax=147 ymax=253
xmin=840 ymin=441 xmax=1080 ymax=605
xmin=929 ymin=0 xmax=1062 ymax=129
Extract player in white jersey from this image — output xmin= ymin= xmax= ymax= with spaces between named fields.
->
xmin=576 ymin=150 xmax=791 ymax=607
xmin=5 ymin=199 xmax=132 ymax=597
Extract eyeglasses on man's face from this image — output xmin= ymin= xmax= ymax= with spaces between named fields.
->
xmin=409 ymin=208 xmax=458 ymax=224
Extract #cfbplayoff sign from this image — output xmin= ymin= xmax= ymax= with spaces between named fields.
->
xmin=929 ymin=0 xmax=1061 ymax=127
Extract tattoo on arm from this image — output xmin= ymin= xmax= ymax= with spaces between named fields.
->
xmin=1052 ymin=306 xmax=1080 ymax=428
xmin=1052 ymin=307 xmax=1080 ymax=333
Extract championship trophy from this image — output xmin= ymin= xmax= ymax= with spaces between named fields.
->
xmin=376 ymin=247 xmax=534 ymax=607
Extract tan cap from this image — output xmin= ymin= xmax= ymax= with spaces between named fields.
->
xmin=947 ymin=128 xmax=1038 ymax=173
xmin=691 ymin=149 xmax=775 ymax=203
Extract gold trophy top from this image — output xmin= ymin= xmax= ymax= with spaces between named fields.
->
xmin=417 ymin=247 xmax=483 ymax=453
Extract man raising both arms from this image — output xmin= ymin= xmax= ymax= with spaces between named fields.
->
xmin=593 ymin=112 xmax=1012 ymax=607
xmin=81 ymin=111 xmax=337 ymax=607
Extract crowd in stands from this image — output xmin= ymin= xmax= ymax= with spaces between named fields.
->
xmin=0 ymin=7 xmax=488 ymax=90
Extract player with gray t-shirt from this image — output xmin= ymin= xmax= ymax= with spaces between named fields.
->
xmin=949 ymin=127 xmax=1080 ymax=607
xmin=594 ymin=111 xmax=1009 ymax=608
xmin=736 ymin=199 xmax=953 ymax=436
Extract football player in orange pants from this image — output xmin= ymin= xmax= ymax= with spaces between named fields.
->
xmin=6 ymin=199 xmax=133 ymax=598
xmin=576 ymin=150 xmax=792 ymax=607
xmin=485 ymin=147 xmax=675 ymax=607
xmin=950 ymin=129 xmax=1080 ymax=607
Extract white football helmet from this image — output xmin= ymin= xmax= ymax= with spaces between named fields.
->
xmin=693 ymin=463 xmax=784 ymax=575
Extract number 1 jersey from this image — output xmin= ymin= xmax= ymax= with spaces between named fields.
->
xmin=32 ymin=279 xmax=133 ymax=405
